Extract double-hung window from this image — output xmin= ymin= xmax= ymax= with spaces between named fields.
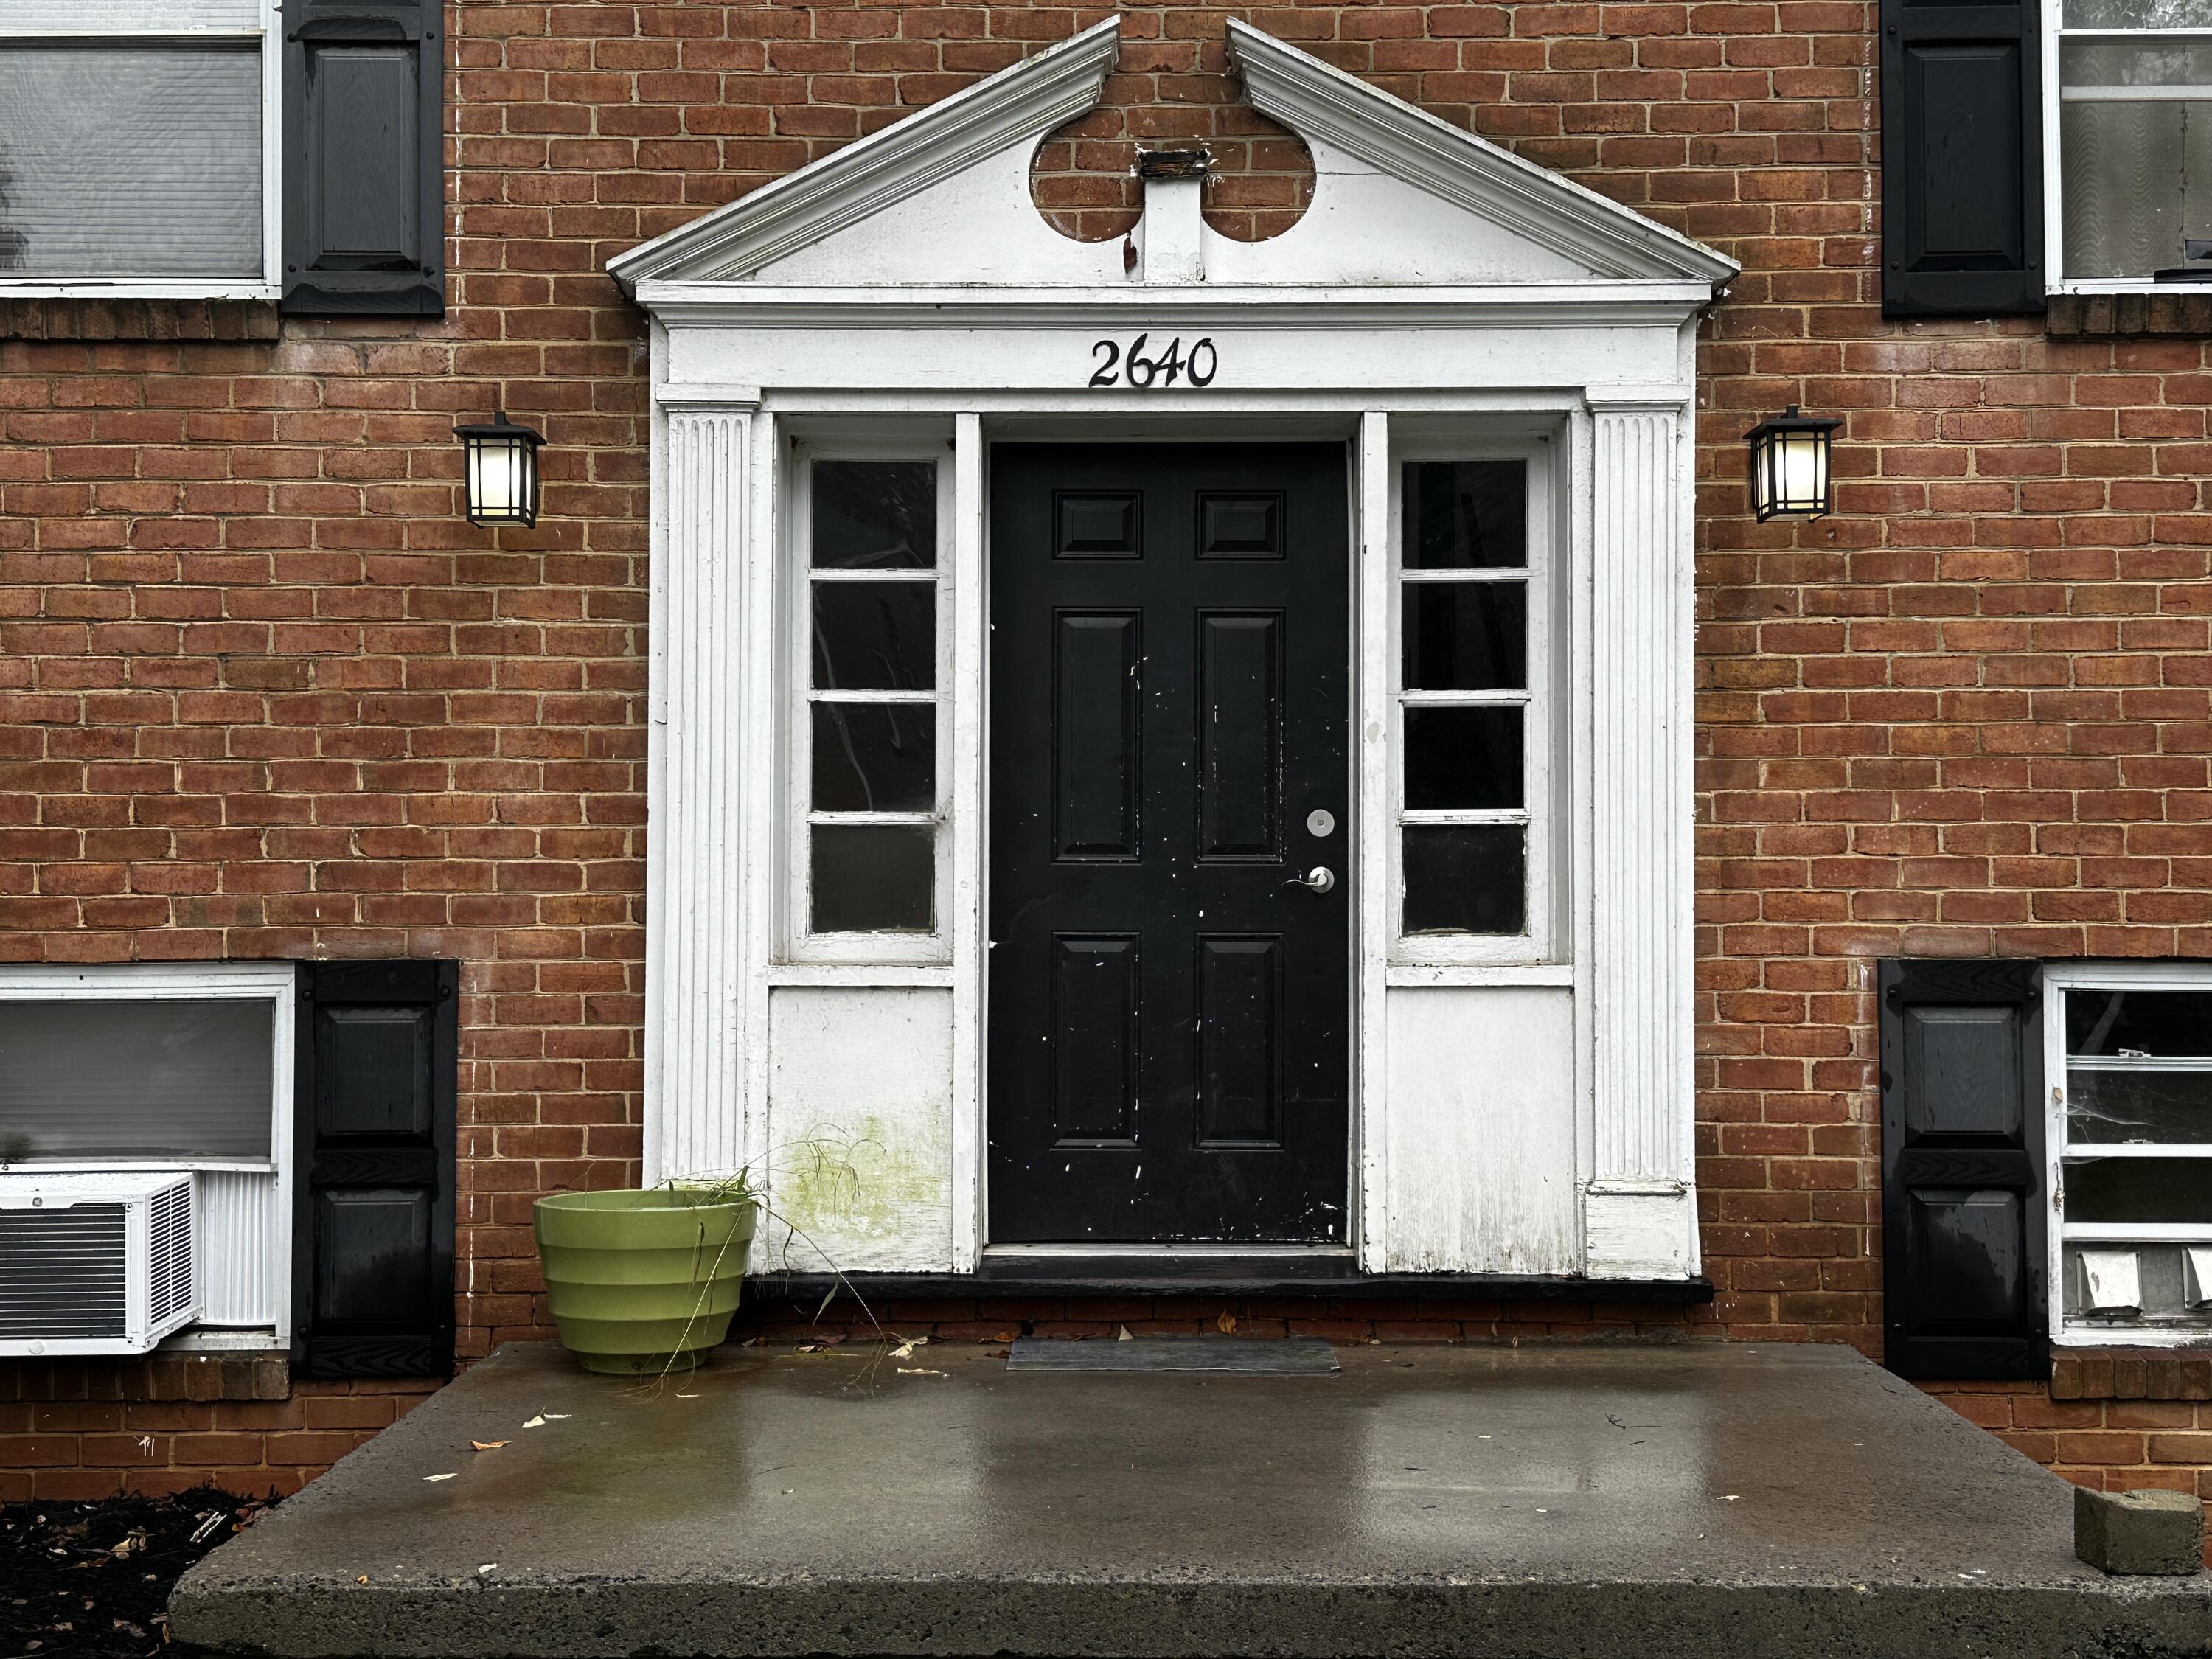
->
xmin=1390 ymin=450 xmax=1555 ymax=961
xmin=788 ymin=450 xmax=954 ymax=963
xmin=2050 ymin=0 xmax=2212 ymax=288
xmin=0 ymin=1 xmax=279 ymax=298
xmin=2045 ymin=962 xmax=2212 ymax=1342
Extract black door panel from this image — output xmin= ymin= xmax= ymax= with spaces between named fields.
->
xmin=988 ymin=444 xmax=1350 ymax=1242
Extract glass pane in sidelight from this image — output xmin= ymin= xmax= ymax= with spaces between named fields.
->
xmin=2066 ymin=988 xmax=2212 ymax=1057
xmin=1402 ymin=824 xmax=1526 ymax=936
xmin=810 ymin=824 xmax=934 ymax=933
xmin=1402 ymin=583 xmax=1527 ymax=690
xmin=811 ymin=703 xmax=936 ymax=813
xmin=810 ymin=580 xmax=935 ymax=691
xmin=0 ymin=999 xmax=272 ymax=1161
xmin=811 ymin=461 xmax=936 ymax=569
xmin=2065 ymin=1155 xmax=2212 ymax=1224
xmin=1403 ymin=706 xmax=1523 ymax=810
xmin=2067 ymin=1069 xmax=2212 ymax=1144
xmin=1402 ymin=460 xmax=1526 ymax=569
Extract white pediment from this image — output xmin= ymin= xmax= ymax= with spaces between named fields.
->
xmin=608 ymin=16 xmax=1736 ymax=296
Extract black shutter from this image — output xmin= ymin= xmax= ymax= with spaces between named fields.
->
xmin=281 ymin=0 xmax=445 ymax=316
xmin=1880 ymin=0 xmax=2045 ymax=316
xmin=292 ymin=960 xmax=457 ymax=1379
xmin=1879 ymin=959 xmax=2048 ymax=1380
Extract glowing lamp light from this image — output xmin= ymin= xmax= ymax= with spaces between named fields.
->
xmin=455 ymin=411 xmax=544 ymax=529
xmin=1745 ymin=405 xmax=1840 ymax=523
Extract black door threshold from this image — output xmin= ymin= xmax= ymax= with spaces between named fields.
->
xmin=743 ymin=1262 xmax=1715 ymax=1304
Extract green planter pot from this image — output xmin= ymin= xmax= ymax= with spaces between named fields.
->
xmin=533 ymin=1189 xmax=757 ymax=1375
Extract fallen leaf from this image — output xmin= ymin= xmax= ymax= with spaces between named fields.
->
xmin=1216 ymin=1311 xmax=1237 ymax=1335
xmin=469 ymin=1441 xmax=507 ymax=1453
xmin=423 ymin=1473 xmax=456 ymax=1484
xmin=888 ymin=1336 xmax=929 ymax=1360
xmin=1116 ymin=1325 xmax=1133 ymax=1342
xmin=992 ymin=1330 xmax=1017 ymax=1343
xmin=795 ymin=1342 xmax=829 ymax=1354
xmin=987 ymin=1348 xmax=1011 ymax=1359
xmin=521 ymin=1416 xmax=546 ymax=1430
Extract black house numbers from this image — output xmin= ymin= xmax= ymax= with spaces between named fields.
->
xmin=1088 ymin=334 xmax=1220 ymax=389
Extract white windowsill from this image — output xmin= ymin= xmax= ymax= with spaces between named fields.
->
xmin=161 ymin=1326 xmax=283 ymax=1354
xmin=0 ymin=282 xmax=279 ymax=302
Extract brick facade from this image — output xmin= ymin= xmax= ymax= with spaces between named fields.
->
xmin=1 ymin=0 xmax=2208 ymax=1534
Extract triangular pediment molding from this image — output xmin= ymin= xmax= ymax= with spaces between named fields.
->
xmin=1224 ymin=21 xmax=1733 ymax=285
xmin=609 ymin=17 xmax=1121 ymax=291
xmin=611 ymin=14 xmax=1735 ymax=296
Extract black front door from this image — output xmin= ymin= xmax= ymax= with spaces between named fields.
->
xmin=987 ymin=443 xmax=1350 ymax=1243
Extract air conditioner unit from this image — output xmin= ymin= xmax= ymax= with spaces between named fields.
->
xmin=0 ymin=1171 xmax=198 ymax=1356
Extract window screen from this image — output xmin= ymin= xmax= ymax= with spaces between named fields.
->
xmin=0 ymin=999 xmax=274 ymax=1161
xmin=0 ymin=44 xmax=262 ymax=279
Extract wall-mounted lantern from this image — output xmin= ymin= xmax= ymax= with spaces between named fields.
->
xmin=1745 ymin=405 xmax=1840 ymax=522
xmin=455 ymin=411 xmax=545 ymax=529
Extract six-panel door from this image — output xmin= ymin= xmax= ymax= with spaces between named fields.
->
xmin=987 ymin=444 xmax=1351 ymax=1242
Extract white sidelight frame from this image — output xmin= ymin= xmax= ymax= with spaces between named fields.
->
xmin=782 ymin=438 xmax=959 ymax=966
xmin=623 ymin=18 xmax=1731 ymax=1281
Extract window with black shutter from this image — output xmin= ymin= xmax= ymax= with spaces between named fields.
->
xmin=291 ymin=959 xmax=456 ymax=1379
xmin=280 ymin=0 xmax=444 ymax=316
xmin=1879 ymin=959 xmax=2048 ymax=1379
xmin=1880 ymin=0 xmax=2045 ymax=316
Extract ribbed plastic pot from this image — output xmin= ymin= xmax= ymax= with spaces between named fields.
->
xmin=532 ymin=1189 xmax=757 ymax=1375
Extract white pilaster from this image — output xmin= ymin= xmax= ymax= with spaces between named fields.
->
xmin=1584 ymin=395 xmax=1700 ymax=1278
xmin=644 ymin=393 xmax=757 ymax=1183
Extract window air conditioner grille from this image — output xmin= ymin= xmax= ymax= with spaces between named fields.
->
xmin=0 ymin=1203 xmax=128 ymax=1339
xmin=147 ymin=1178 xmax=194 ymax=1326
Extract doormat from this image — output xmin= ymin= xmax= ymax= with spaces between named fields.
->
xmin=1006 ymin=1337 xmax=1340 ymax=1374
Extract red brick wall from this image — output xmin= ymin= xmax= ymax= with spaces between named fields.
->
xmin=1 ymin=0 xmax=2208 ymax=1511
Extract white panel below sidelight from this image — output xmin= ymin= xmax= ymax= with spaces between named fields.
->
xmin=761 ymin=987 xmax=955 ymax=1274
xmin=1382 ymin=987 xmax=1577 ymax=1275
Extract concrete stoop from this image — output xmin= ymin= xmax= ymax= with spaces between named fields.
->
xmin=171 ymin=1340 xmax=2212 ymax=1658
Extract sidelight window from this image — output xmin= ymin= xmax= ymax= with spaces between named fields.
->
xmin=1391 ymin=453 xmax=1552 ymax=958
xmin=2045 ymin=963 xmax=2212 ymax=1343
xmin=2050 ymin=0 xmax=2212 ymax=285
xmin=789 ymin=452 xmax=953 ymax=960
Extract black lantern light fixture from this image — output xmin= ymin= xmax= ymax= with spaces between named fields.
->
xmin=1745 ymin=405 xmax=1840 ymax=522
xmin=455 ymin=411 xmax=545 ymax=529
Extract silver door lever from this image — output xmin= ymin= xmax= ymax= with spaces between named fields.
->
xmin=1288 ymin=866 xmax=1335 ymax=894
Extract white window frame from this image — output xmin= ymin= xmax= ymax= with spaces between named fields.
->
xmin=0 ymin=0 xmax=282 ymax=302
xmin=1386 ymin=437 xmax=1558 ymax=966
xmin=782 ymin=438 xmax=957 ymax=966
xmin=2042 ymin=11 xmax=2212 ymax=293
xmin=0 ymin=959 xmax=295 ymax=1343
xmin=2042 ymin=959 xmax=2212 ymax=1346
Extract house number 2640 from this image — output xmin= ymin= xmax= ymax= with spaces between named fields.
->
xmin=1088 ymin=334 xmax=1219 ymax=389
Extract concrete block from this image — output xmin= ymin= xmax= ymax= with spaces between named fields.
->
xmin=2075 ymin=1485 xmax=2204 ymax=1576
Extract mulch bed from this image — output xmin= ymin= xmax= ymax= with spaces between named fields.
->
xmin=1 ymin=1489 xmax=276 ymax=1658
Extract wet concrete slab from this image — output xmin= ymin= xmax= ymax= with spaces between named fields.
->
xmin=173 ymin=1339 xmax=2212 ymax=1658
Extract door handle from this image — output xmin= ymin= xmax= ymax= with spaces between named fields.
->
xmin=1288 ymin=866 xmax=1336 ymax=894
